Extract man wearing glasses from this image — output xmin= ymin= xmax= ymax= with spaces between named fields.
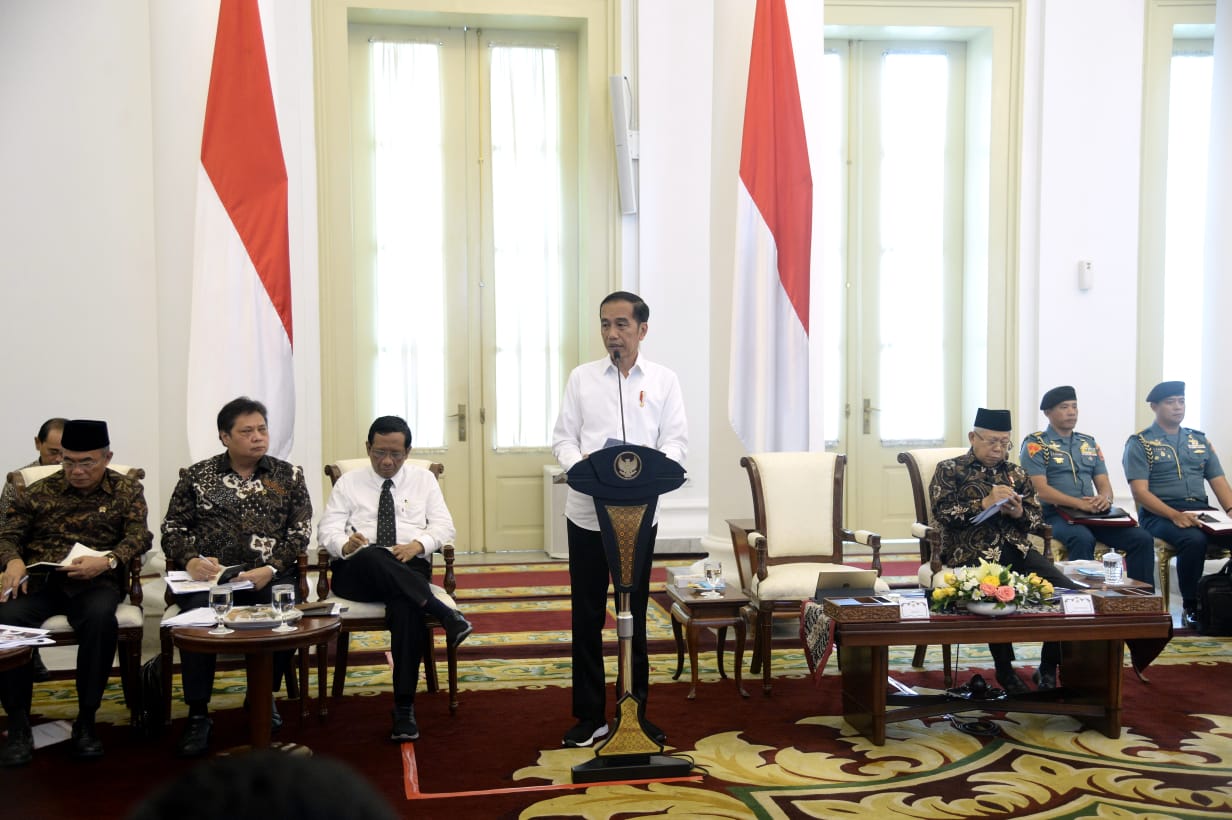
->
xmin=929 ymin=408 xmax=1074 ymax=693
xmin=318 ymin=415 xmax=472 ymax=743
xmin=0 ymin=419 xmax=152 ymax=766
xmin=162 ymin=396 xmax=312 ymax=757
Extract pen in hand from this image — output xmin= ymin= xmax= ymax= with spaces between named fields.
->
xmin=1 ymin=576 xmax=29 ymax=601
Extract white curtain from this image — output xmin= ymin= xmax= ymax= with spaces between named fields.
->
xmin=489 ymin=45 xmax=563 ymax=449
xmin=370 ymin=41 xmax=447 ymax=447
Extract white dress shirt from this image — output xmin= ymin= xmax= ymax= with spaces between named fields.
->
xmin=551 ymin=354 xmax=688 ymax=530
xmin=318 ymin=462 xmax=456 ymax=561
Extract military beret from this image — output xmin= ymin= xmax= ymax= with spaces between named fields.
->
xmin=1146 ymin=381 xmax=1184 ymax=403
xmin=1040 ymin=385 xmax=1076 ymax=411
xmin=973 ymin=408 xmax=1012 ymax=432
xmin=61 ymin=419 xmax=110 ymax=451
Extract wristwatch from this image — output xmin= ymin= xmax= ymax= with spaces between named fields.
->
xmin=105 ymin=552 xmax=119 ymax=571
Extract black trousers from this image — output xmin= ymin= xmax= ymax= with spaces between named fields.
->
xmin=0 ymin=578 xmax=122 ymax=715
xmin=175 ymin=583 xmax=290 ymax=705
xmin=331 ymin=548 xmax=434 ymax=701
xmin=986 ymin=545 xmax=1077 ymax=671
xmin=567 ymin=520 xmax=655 ymax=722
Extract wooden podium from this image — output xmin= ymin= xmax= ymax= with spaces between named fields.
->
xmin=565 ymin=444 xmax=692 ymax=783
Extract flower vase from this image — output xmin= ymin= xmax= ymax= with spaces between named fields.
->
xmin=965 ymin=601 xmax=1016 ymax=617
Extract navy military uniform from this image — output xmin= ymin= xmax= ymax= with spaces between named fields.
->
xmin=1022 ymin=427 xmax=1154 ymax=584
xmin=1123 ymin=421 xmax=1228 ymax=607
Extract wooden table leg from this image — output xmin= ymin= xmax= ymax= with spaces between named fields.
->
xmin=733 ymin=616 xmax=748 ymax=698
xmin=841 ymin=644 xmax=888 ymax=745
xmin=686 ymin=619 xmax=701 ymax=700
xmin=761 ymin=611 xmax=773 ymax=696
xmin=716 ymin=625 xmax=729 ymax=680
xmin=246 ymin=652 xmax=274 ymax=749
xmin=316 ymin=640 xmax=329 ymax=719
xmin=1061 ymin=639 xmax=1122 ymax=738
xmin=670 ymin=604 xmax=686 ymax=681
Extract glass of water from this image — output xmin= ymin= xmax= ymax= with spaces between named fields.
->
xmin=703 ymin=560 xmax=724 ymax=590
xmin=208 ymin=586 xmax=234 ymax=635
xmin=270 ymin=583 xmax=297 ymax=633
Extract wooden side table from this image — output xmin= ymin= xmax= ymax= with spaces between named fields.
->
xmin=666 ymin=584 xmax=749 ymax=699
xmin=171 ymin=615 xmax=340 ymax=748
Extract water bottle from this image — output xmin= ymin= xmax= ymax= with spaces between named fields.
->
xmin=1101 ymin=551 xmax=1123 ymax=585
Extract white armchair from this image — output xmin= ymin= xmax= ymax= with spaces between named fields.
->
xmin=739 ymin=452 xmax=885 ymax=695
xmin=316 ymin=458 xmax=461 ymax=712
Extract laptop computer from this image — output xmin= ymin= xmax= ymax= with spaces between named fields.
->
xmin=814 ymin=568 xmax=880 ymax=601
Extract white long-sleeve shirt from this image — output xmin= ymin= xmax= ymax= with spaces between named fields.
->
xmin=318 ymin=463 xmax=455 ymax=561
xmin=551 ymin=354 xmax=688 ymax=530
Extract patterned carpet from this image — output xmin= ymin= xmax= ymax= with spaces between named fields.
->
xmin=16 ymin=562 xmax=1232 ymax=818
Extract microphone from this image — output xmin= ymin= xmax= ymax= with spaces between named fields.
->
xmin=613 ymin=350 xmax=628 ymax=444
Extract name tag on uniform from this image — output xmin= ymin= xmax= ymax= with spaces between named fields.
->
xmin=1061 ymin=595 xmax=1095 ymax=615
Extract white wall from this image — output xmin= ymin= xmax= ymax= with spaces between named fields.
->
xmin=1 ymin=0 xmax=323 ymax=553
xmin=1027 ymin=0 xmax=1146 ymax=503
xmin=635 ymin=0 xmax=714 ymax=540
xmin=0 ymin=1 xmax=162 ymax=502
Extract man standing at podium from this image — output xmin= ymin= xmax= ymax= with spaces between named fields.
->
xmin=551 ymin=291 xmax=687 ymax=749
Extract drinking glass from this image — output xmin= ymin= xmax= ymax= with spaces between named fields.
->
xmin=270 ymin=583 xmax=297 ymax=633
xmin=703 ymin=560 xmax=724 ymax=590
xmin=208 ymin=586 xmax=234 ymax=635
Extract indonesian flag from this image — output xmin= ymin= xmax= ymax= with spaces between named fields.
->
xmin=729 ymin=0 xmax=812 ymax=453
xmin=187 ymin=0 xmax=294 ymax=461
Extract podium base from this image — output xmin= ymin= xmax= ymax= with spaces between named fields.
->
xmin=571 ymin=753 xmax=694 ymax=783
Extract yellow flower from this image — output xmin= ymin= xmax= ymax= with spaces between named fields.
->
xmin=1040 ymin=581 xmax=1054 ymax=595
xmin=981 ymin=574 xmax=1000 ymax=587
xmin=943 ymin=572 xmax=957 ymax=586
xmin=931 ymin=587 xmax=953 ymax=602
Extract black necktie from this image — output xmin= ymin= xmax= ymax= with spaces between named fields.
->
xmin=377 ymin=479 xmax=396 ymax=547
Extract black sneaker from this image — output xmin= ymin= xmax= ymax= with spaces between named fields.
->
xmin=0 ymin=725 xmax=33 ymax=767
xmin=1182 ymin=608 xmax=1200 ymax=630
xmin=562 ymin=719 xmax=609 ymax=747
xmin=391 ymin=705 xmax=419 ymax=742
xmin=70 ymin=719 xmax=104 ymax=759
xmin=995 ymin=669 xmax=1030 ymax=696
xmin=443 ymin=609 xmax=473 ymax=648
xmin=176 ymin=715 xmax=213 ymax=758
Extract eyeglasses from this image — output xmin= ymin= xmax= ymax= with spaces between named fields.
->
xmin=62 ymin=457 xmax=101 ymax=472
xmin=973 ymin=432 xmax=1013 ymax=451
xmin=369 ymin=449 xmax=408 ymax=462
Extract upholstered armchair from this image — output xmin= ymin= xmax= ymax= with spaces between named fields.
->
xmin=316 ymin=458 xmax=461 ymax=712
xmin=739 ymin=452 xmax=885 ymax=695
xmin=4 ymin=464 xmax=146 ymax=726
xmin=898 ymin=448 xmax=1055 ymax=685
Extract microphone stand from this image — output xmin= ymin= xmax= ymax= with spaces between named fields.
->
xmin=613 ymin=350 xmax=627 ymax=443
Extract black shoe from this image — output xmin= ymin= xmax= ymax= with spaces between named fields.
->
xmin=271 ymin=701 xmax=282 ymax=733
xmin=562 ymin=718 xmax=609 ymax=748
xmin=70 ymin=719 xmax=104 ymax=759
xmin=442 ymin=609 xmax=473 ymax=647
xmin=176 ymin=715 xmax=213 ymax=758
xmin=641 ymin=717 xmax=666 ymax=745
xmin=391 ymin=705 xmax=419 ymax=742
xmin=0 ymin=725 xmax=33 ymax=767
xmin=1032 ymin=668 xmax=1058 ymax=691
xmin=995 ymin=669 xmax=1030 ymax=696
xmin=1182 ymin=608 xmax=1200 ymax=630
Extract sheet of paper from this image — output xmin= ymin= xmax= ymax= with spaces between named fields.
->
xmin=32 ymin=720 xmax=72 ymax=750
xmin=160 ymin=607 xmax=220 ymax=627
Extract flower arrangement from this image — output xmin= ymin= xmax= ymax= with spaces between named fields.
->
xmin=929 ymin=560 xmax=1055 ymax=613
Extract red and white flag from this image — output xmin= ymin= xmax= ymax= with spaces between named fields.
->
xmin=187 ymin=0 xmax=294 ymax=461
xmin=729 ymin=0 xmax=813 ymax=453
